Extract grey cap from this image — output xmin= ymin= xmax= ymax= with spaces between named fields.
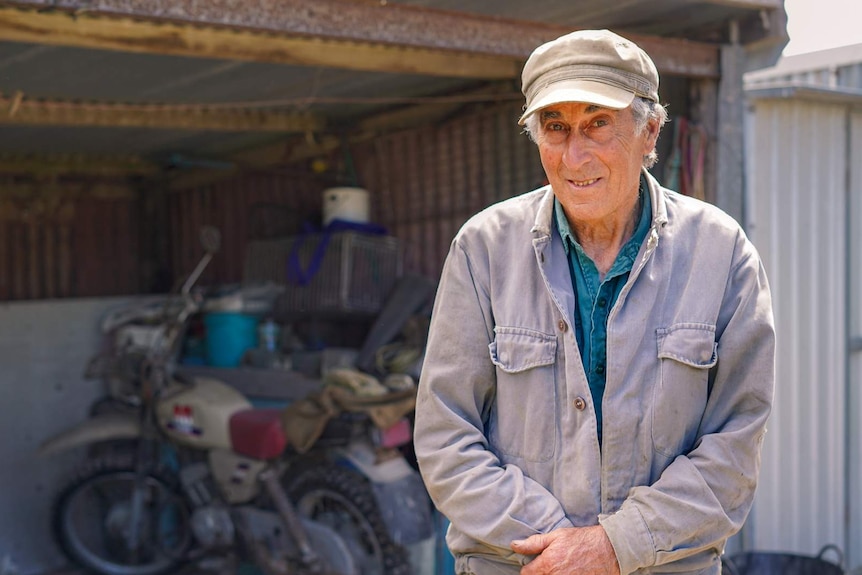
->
xmin=519 ymin=29 xmax=660 ymax=125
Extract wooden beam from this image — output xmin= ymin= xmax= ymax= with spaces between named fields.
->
xmin=0 ymin=93 xmax=324 ymax=132
xmin=167 ymin=167 xmax=240 ymax=192
xmin=168 ymin=84 xmax=525 ymax=191
xmin=0 ymin=1 xmax=721 ymax=78
xmin=0 ymin=7 xmax=520 ymax=79
xmin=698 ymin=0 xmax=781 ymax=9
xmin=354 ymin=87 xmax=523 ymax=133
xmin=0 ymin=153 xmax=158 ymax=176
xmin=0 ymin=181 xmax=134 ymax=204
xmin=715 ymin=43 xmax=746 ymax=223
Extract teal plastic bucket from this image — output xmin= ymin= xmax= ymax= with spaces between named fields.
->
xmin=204 ymin=312 xmax=258 ymax=367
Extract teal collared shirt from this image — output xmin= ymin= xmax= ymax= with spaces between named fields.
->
xmin=554 ymin=178 xmax=652 ymax=442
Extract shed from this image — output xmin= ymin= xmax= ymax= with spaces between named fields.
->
xmin=744 ymin=43 xmax=862 ymax=570
xmin=0 ymin=1 xmax=789 ymax=574
xmin=0 ymin=0 xmax=788 ymax=297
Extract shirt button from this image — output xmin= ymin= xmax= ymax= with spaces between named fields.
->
xmin=597 ymin=297 xmax=607 ymax=308
xmin=573 ymin=397 xmax=587 ymax=410
xmin=558 ymin=320 xmax=567 ymax=332
xmin=595 ymin=364 xmax=605 ymax=375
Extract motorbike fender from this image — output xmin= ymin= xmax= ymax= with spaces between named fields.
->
xmin=38 ymin=412 xmax=142 ymax=457
xmin=336 ymin=439 xmax=414 ymax=483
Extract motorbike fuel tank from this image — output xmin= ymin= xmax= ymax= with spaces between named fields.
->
xmin=157 ymin=376 xmax=252 ymax=450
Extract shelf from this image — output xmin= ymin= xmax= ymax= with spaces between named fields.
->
xmin=176 ymin=365 xmax=322 ymax=402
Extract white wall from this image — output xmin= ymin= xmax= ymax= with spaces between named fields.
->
xmin=0 ymin=297 xmax=137 ymax=575
xmin=847 ymin=110 xmax=862 ymax=570
xmin=744 ymin=97 xmax=861 ymax=568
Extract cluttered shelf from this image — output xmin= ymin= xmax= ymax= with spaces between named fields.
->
xmin=175 ymin=364 xmax=322 ymax=402
xmin=170 ymin=222 xmax=437 ymax=404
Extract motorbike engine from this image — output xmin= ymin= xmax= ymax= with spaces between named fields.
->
xmin=190 ymin=506 xmax=235 ymax=549
xmin=180 ymin=462 xmax=235 ymax=549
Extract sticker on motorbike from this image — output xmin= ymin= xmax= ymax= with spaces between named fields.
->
xmin=166 ymin=404 xmax=201 ymax=436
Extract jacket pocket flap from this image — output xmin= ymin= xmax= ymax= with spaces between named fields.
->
xmin=489 ymin=328 xmax=557 ymax=373
xmin=657 ymin=324 xmax=717 ymax=368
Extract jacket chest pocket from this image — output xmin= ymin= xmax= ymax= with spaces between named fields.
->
xmin=488 ymin=327 xmax=557 ymax=462
xmin=652 ymin=324 xmax=717 ymax=458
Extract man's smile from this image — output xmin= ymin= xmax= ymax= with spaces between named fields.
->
xmin=568 ymin=177 xmax=599 ymax=187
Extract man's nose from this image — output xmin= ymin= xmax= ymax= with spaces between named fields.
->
xmin=561 ymin=132 xmax=591 ymax=168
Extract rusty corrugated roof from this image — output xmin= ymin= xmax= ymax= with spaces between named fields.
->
xmin=0 ymin=0 xmax=787 ymax=165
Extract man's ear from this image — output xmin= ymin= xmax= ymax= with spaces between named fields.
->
xmin=643 ymin=118 xmax=660 ymax=152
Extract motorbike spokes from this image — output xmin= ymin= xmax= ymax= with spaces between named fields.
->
xmin=57 ymin=469 xmax=188 ymax=575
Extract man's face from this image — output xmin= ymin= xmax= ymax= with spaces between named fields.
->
xmin=536 ymin=102 xmax=658 ymax=228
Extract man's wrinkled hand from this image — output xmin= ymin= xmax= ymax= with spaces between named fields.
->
xmin=510 ymin=525 xmax=621 ymax=575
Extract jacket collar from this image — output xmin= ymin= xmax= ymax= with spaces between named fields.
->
xmin=643 ymin=168 xmax=669 ymax=229
xmin=531 ymin=185 xmax=556 ymax=237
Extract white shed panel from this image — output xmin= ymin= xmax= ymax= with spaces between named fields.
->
xmin=847 ymin=110 xmax=862 ymax=568
xmin=743 ymin=69 xmax=862 ymax=568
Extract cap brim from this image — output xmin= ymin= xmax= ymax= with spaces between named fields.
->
xmin=518 ymin=79 xmax=636 ymax=125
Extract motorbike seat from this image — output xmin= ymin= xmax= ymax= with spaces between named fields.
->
xmin=229 ymin=408 xmax=287 ymax=460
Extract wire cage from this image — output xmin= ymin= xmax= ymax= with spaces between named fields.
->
xmin=243 ymin=231 xmax=403 ymax=316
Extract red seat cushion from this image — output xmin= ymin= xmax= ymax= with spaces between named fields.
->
xmin=229 ymin=408 xmax=287 ymax=460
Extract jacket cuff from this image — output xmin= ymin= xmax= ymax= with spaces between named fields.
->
xmin=598 ymin=505 xmax=656 ymax=575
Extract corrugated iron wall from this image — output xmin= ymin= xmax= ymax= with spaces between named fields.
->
xmin=744 ymin=97 xmax=860 ymax=566
xmin=168 ymin=171 xmax=325 ymax=287
xmin=16 ymin=90 xmax=690 ymax=300
xmin=172 ymin=103 xmax=544 ymax=286
xmin=353 ymin=102 xmax=544 ymax=280
xmin=0 ymin=179 xmax=139 ymax=300
xmin=1 ymin=87 xmax=690 ymax=300
xmin=849 ymin=109 xmax=862 ymax=575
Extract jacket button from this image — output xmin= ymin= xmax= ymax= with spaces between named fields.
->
xmin=573 ymin=397 xmax=587 ymax=410
xmin=558 ymin=320 xmax=567 ymax=332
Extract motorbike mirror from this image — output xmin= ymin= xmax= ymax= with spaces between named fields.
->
xmin=180 ymin=226 xmax=221 ymax=295
xmin=200 ymin=226 xmax=221 ymax=254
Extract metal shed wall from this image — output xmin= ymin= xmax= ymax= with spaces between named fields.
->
xmin=0 ymin=296 xmax=142 ymax=575
xmin=170 ymin=103 xmax=546 ymax=286
xmin=167 ymin=172 xmax=327 ymax=287
xmin=352 ymin=102 xmax=545 ymax=281
xmin=0 ymin=180 xmax=140 ymax=300
xmin=848 ymin=109 xmax=862 ymax=568
xmin=169 ymin=75 xmax=695 ymax=287
xmin=744 ymin=97 xmax=861 ymax=567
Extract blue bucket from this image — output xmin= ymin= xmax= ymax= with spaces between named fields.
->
xmin=204 ymin=312 xmax=258 ymax=367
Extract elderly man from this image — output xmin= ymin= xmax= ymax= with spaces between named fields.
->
xmin=413 ymin=29 xmax=775 ymax=575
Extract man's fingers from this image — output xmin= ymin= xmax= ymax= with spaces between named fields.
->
xmin=510 ymin=532 xmax=551 ymax=554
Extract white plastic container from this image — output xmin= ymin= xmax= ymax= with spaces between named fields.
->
xmin=322 ymin=187 xmax=370 ymax=225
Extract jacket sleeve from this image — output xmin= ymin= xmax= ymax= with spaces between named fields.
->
xmin=414 ymin=238 xmax=574 ymax=561
xmin=599 ymin=231 xmax=776 ymax=574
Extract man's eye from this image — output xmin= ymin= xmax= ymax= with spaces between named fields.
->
xmin=546 ymin=122 xmax=566 ymax=132
xmin=592 ymin=118 xmax=609 ymax=128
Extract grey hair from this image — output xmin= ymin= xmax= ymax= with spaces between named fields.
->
xmin=522 ymin=97 xmax=669 ymax=169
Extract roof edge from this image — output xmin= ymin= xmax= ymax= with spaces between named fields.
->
xmin=745 ymin=81 xmax=862 ymax=105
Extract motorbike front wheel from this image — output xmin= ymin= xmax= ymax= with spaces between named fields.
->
xmin=53 ymin=457 xmax=189 ymax=575
xmin=287 ymin=464 xmax=412 ymax=575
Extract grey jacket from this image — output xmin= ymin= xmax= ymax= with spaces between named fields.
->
xmin=414 ymin=170 xmax=775 ymax=575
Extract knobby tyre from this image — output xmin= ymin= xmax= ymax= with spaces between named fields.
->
xmin=52 ymin=454 xmax=190 ymax=575
xmin=286 ymin=464 xmax=412 ymax=575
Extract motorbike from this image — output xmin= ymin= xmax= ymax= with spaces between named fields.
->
xmin=39 ymin=227 xmax=418 ymax=575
